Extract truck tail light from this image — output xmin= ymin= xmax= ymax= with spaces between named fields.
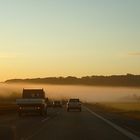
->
xmin=35 ymin=107 xmax=40 ymax=110
xmin=19 ymin=107 xmax=22 ymax=110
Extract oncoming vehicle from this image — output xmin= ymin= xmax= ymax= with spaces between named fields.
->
xmin=67 ymin=98 xmax=81 ymax=112
xmin=16 ymin=89 xmax=47 ymax=116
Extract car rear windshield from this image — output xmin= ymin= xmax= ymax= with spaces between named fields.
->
xmin=69 ymin=99 xmax=79 ymax=102
xmin=54 ymin=101 xmax=60 ymax=103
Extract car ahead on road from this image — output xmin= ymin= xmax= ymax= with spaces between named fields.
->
xmin=16 ymin=89 xmax=47 ymax=116
xmin=47 ymin=100 xmax=54 ymax=107
xmin=67 ymin=98 xmax=81 ymax=112
xmin=53 ymin=101 xmax=62 ymax=107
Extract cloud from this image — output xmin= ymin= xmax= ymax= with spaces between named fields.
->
xmin=128 ymin=52 xmax=140 ymax=56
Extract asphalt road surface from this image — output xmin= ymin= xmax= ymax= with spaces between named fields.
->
xmin=0 ymin=106 xmax=138 ymax=140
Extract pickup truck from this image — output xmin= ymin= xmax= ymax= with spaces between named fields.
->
xmin=16 ymin=89 xmax=47 ymax=116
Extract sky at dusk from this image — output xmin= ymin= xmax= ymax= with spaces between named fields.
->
xmin=0 ymin=0 xmax=140 ymax=81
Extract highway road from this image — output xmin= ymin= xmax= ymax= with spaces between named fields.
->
xmin=0 ymin=106 xmax=139 ymax=140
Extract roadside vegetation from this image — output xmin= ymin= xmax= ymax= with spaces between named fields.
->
xmin=0 ymin=92 xmax=21 ymax=103
xmin=0 ymin=92 xmax=20 ymax=114
xmin=87 ymin=102 xmax=140 ymax=120
xmin=101 ymin=102 xmax=140 ymax=112
xmin=5 ymin=74 xmax=140 ymax=87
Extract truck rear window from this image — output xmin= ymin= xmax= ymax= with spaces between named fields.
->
xmin=22 ymin=89 xmax=45 ymax=98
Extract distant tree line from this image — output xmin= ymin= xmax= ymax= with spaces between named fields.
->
xmin=5 ymin=74 xmax=140 ymax=87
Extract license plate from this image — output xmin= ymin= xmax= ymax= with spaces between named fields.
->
xmin=24 ymin=107 xmax=35 ymax=110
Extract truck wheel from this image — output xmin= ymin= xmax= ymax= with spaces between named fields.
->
xmin=45 ymin=109 xmax=47 ymax=115
xmin=18 ymin=112 xmax=22 ymax=117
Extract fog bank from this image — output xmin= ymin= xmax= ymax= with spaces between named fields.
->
xmin=0 ymin=83 xmax=140 ymax=102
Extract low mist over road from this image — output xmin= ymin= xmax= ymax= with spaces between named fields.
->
xmin=0 ymin=83 xmax=140 ymax=102
xmin=0 ymin=83 xmax=140 ymax=140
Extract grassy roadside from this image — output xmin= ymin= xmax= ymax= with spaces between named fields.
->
xmin=0 ymin=103 xmax=17 ymax=114
xmin=85 ymin=102 xmax=140 ymax=120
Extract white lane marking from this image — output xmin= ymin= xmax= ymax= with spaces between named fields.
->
xmin=125 ymin=126 xmax=140 ymax=134
xmin=23 ymin=117 xmax=50 ymax=140
xmin=85 ymin=106 xmax=140 ymax=140
xmin=25 ymin=125 xmax=46 ymax=140
xmin=41 ymin=117 xmax=50 ymax=123
xmin=24 ymin=111 xmax=61 ymax=140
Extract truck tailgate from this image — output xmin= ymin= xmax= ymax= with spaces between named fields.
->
xmin=16 ymin=99 xmax=45 ymax=105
